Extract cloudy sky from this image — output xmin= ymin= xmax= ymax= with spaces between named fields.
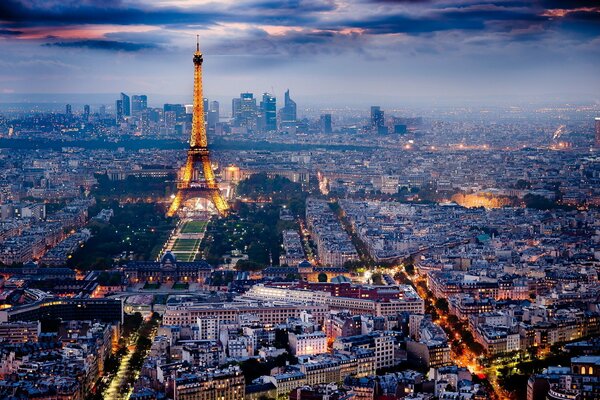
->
xmin=0 ymin=0 xmax=599 ymax=105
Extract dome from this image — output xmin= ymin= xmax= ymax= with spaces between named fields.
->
xmin=161 ymin=251 xmax=177 ymax=264
xmin=298 ymin=260 xmax=312 ymax=268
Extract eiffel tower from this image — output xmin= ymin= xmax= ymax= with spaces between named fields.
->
xmin=167 ymin=37 xmax=229 ymax=217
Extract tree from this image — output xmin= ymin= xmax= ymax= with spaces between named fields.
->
xmin=318 ymin=272 xmax=328 ymax=282
xmin=435 ymin=298 xmax=449 ymax=313
xmin=404 ymin=263 xmax=415 ymax=275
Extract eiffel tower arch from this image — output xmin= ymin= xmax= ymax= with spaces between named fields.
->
xmin=167 ymin=37 xmax=229 ymax=217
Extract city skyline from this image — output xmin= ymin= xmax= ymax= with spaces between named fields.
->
xmin=0 ymin=0 xmax=599 ymax=102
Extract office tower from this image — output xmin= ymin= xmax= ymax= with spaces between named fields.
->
xmin=596 ymin=117 xmax=600 ymax=147
xmin=210 ymin=101 xmax=219 ymax=116
xmin=99 ymin=105 xmax=106 ymax=117
xmin=233 ymin=92 xmax=257 ymax=129
xmin=279 ymin=89 xmax=297 ymax=129
xmin=83 ymin=104 xmax=90 ymax=121
xmin=65 ymin=104 xmax=72 ymax=116
xmin=148 ymin=108 xmax=161 ymax=123
xmin=208 ymin=100 xmax=219 ymax=130
xmin=115 ymin=99 xmax=123 ymax=122
xmin=120 ymin=92 xmax=131 ymax=116
xmin=164 ymin=104 xmax=186 ymax=120
xmin=371 ymin=106 xmax=386 ymax=134
xmin=231 ymin=98 xmax=241 ymax=125
xmin=260 ymin=92 xmax=277 ymax=132
xmin=320 ymin=114 xmax=332 ymax=133
xmin=131 ymin=95 xmax=147 ymax=114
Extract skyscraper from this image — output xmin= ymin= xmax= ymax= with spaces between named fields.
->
xmin=210 ymin=101 xmax=219 ymax=116
xmin=320 ymin=114 xmax=332 ymax=133
xmin=233 ymin=92 xmax=257 ymax=129
xmin=596 ymin=117 xmax=600 ymax=147
xmin=131 ymin=95 xmax=147 ymax=114
xmin=65 ymin=104 xmax=72 ymax=116
xmin=207 ymin=101 xmax=219 ymax=129
xmin=203 ymin=98 xmax=209 ymax=122
xmin=115 ymin=99 xmax=123 ymax=122
xmin=279 ymin=89 xmax=297 ymax=129
xmin=260 ymin=92 xmax=277 ymax=132
xmin=232 ymin=98 xmax=241 ymax=125
xmin=120 ymin=92 xmax=131 ymax=117
xmin=371 ymin=106 xmax=386 ymax=134
xmin=83 ymin=104 xmax=90 ymax=121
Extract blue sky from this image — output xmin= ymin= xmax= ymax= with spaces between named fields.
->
xmin=0 ymin=0 xmax=599 ymax=104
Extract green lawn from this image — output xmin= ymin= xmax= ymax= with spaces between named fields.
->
xmin=172 ymin=239 xmax=200 ymax=251
xmin=171 ymin=251 xmax=195 ymax=261
xmin=181 ymin=221 xmax=208 ymax=234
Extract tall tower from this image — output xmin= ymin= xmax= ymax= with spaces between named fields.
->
xmin=167 ymin=37 xmax=229 ymax=216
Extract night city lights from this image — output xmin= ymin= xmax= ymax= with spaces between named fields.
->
xmin=0 ymin=1 xmax=599 ymax=400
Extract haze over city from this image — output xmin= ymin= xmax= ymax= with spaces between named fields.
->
xmin=1 ymin=0 xmax=600 ymax=104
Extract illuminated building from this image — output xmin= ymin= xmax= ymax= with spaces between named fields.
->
xmin=167 ymin=37 xmax=229 ymax=216
xmin=289 ymin=331 xmax=327 ymax=356
xmin=124 ymin=251 xmax=212 ymax=285
xmin=174 ymin=366 xmax=244 ymax=400
xmin=132 ymin=94 xmax=148 ymax=114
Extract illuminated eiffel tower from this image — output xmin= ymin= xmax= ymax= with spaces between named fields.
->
xmin=167 ymin=37 xmax=229 ymax=217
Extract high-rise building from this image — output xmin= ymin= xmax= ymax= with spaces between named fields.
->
xmin=371 ymin=106 xmax=386 ymax=134
xmin=595 ymin=117 xmax=600 ymax=147
xmin=131 ymin=95 xmax=147 ymax=114
xmin=207 ymin=100 xmax=219 ymax=129
xmin=164 ymin=104 xmax=186 ymax=121
xmin=115 ymin=99 xmax=123 ymax=122
xmin=83 ymin=104 xmax=90 ymax=121
xmin=120 ymin=92 xmax=131 ymax=117
xmin=279 ymin=89 xmax=297 ymax=129
xmin=232 ymin=98 xmax=241 ymax=123
xmin=65 ymin=104 xmax=72 ymax=116
xmin=320 ymin=114 xmax=332 ymax=133
xmin=210 ymin=101 xmax=219 ymax=116
xmin=233 ymin=92 xmax=257 ymax=129
xmin=260 ymin=92 xmax=277 ymax=132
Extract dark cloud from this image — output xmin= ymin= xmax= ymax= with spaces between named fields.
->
xmin=0 ymin=0 xmax=598 ymax=57
xmin=0 ymin=0 xmax=327 ymax=29
xmin=215 ymin=29 xmax=363 ymax=57
xmin=0 ymin=29 xmax=23 ymax=36
xmin=0 ymin=0 xmax=222 ymax=27
xmin=43 ymin=39 xmax=159 ymax=52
